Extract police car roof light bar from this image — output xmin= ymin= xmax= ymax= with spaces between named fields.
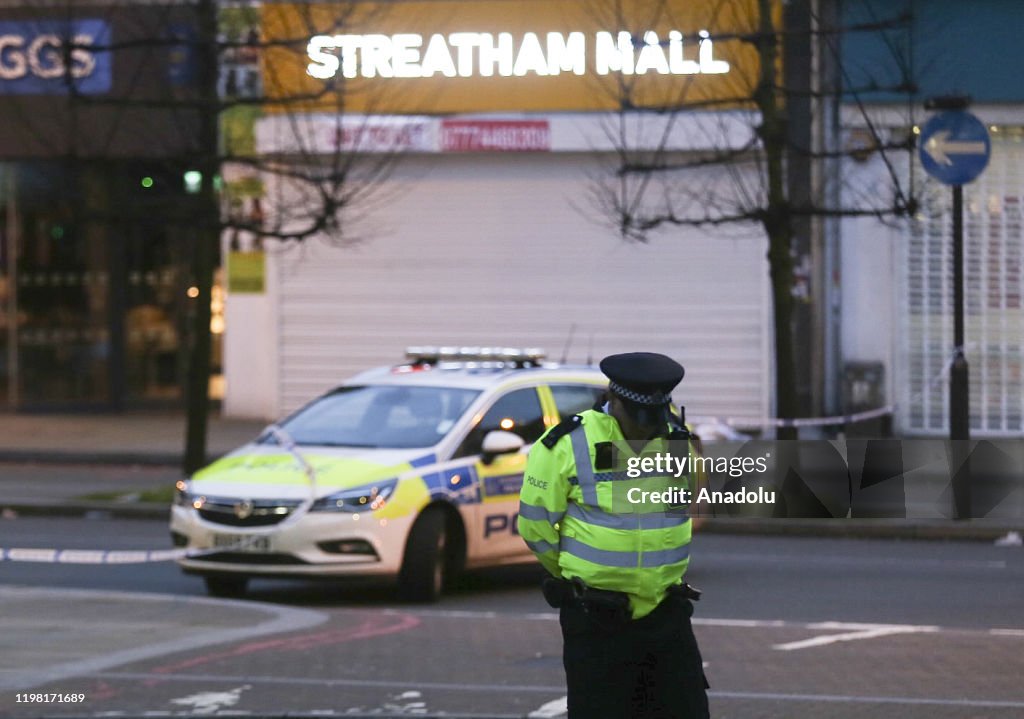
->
xmin=404 ymin=346 xmax=546 ymax=368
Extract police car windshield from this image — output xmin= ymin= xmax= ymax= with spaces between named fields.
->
xmin=269 ymin=385 xmax=480 ymax=449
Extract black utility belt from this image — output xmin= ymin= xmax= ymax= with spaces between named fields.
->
xmin=543 ymin=577 xmax=701 ymax=614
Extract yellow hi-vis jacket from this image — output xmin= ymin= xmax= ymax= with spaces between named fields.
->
xmin=518 ymin=409 xmax=696 ymax=619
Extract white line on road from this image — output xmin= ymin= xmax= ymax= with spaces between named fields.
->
xmin=382 ymin=607 xmax=1020 ymax=641
xmin=711 ymin=690 xmax=1024 ymax=709
xmin=171 ymin=685 xmax=251 ymax=715
xmin=991 ymin=628 xmax=1024 ymax=637
xmin=95 ymin=672 xmax=1024 ymax=711
xmin=700 ymin=551 xmax=1008 ymax=570
xmin=773 ymin=621 xmax=939 ymax=651
xmin=693 ymin=618 xmax=790 ymax=628
xmin=100 ymin=670 xmax=564 ymax=693
xmin=528 ymin=695 xmax=567 ymax=718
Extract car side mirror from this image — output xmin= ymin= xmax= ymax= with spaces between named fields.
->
xmin=481 ymin=430 xmax=525 ymax=464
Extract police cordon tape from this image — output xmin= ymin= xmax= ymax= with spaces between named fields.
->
xmin=0 ymin=538 xmax=267 ymax=564
xmin=690 ymin=405 xmax=893 ymax=430
xmin=1 ymin=547 xmax=189 ymax=564
xmin=695 ymin=343 xmax=963 ymax=432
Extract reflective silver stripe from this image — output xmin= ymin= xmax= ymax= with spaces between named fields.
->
xmin=566 ymin=503 xmax=689 ymax=530
xmin=525 ymin=539 xmax=559 ymax=555
xmin=561 ymin=536 xmax=690 ymax=568
xmin=569 ymin=428 xmax=599 ymax=505
xmin=642 ymin=544 xmax=691 ymax=567
xmin=518 ymin=501 xmax=564 ymax=526
xmin=561 ymin=536 xmax=639 ymax=567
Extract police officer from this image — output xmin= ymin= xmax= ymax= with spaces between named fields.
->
xmin=518 ymin=352 xmax=709 ymax=719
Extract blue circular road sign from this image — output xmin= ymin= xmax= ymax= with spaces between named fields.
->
xmin=919 ymin=111 xmax=991 ymax=186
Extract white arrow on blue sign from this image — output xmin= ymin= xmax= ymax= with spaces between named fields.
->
xmin=919 ymin=110 xmax=991 ymax=186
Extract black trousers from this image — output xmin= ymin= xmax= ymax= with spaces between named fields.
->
xmin=559 ymin=594 xmax=709 ymax=719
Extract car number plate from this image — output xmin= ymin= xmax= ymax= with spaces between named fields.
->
xmin=212 ymin=534 xmax=272 ymax=553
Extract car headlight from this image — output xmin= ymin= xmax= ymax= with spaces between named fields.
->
xmin=174 ymin=479 xmax=192 ymax=507
xmin=174 ymin=479 xmax=206 ymax=509
xmin=310 ymin=479 xmax=398 ymax=513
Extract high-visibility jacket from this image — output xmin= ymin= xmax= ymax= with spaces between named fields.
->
xmin=519 ymin=409 xmax=697 ymax=619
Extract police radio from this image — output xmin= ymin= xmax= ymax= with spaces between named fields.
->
xmin=668 ymin=405 xmax=692 ymax=441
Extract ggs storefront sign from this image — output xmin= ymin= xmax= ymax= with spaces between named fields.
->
xmin=0 ymin=20 xmax=112 ymax=94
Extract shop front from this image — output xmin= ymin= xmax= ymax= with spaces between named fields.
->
xmin=1 ymin=161 xmax=204 ymax=409
xmin=224 ymin=0 xmax=774 ymax=423
xmin=0 ymin=6 xmax=206 ymax=410
xmin=839 ymin=0 xmax=1024 ymax=437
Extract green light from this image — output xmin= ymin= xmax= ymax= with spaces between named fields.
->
xmin=50 ymin=224 xmax=65 ymax=240
xmin=141 ymin=176 xmax=154 ymax=189
xmin=183 ymin=170 xmax=202 ymax=194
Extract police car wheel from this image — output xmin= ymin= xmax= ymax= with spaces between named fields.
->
xmin=398 ymin=507 xmax=449 ymax=603
xmin=203 ymin=574 xmax=249 ymax=598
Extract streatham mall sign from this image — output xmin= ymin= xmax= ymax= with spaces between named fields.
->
xmin=307 ymin=30 xmax=730 ymax=79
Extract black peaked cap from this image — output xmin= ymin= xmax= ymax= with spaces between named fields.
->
xmin=599 ymin=352 xmax=684 ymax=406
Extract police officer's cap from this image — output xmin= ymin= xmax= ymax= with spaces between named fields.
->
xmin=599 ymin=352 xmax=684 ymax=425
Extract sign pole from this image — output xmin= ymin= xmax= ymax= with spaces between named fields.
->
xmin=919 ymin=97 xmax=989 ymax=520
xmin=950 ymin=183 xmax=970 ymax=519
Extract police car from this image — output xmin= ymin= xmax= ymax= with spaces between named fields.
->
xmin=171 ymin=347 xmax=608 ymax=601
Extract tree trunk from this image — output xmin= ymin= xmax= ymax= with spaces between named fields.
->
xmin=183 ymin=0 xmax=220 ymax=475
xmin=768 ymin=225 xmax=798 ymax=440
xmin=757 ymin=0 xmax=798 ymax=440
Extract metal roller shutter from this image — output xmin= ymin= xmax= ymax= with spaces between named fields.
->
xmin=900 ymin=131 xmax=1024 ymax=435
xmin=274 ymin=153 xmax=771 ymax=423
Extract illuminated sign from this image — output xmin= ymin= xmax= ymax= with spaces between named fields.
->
xmin=0 ymin=20 xmax=111 ymax=94
xmin=263 ymin=1 xmax=764 ymax=115
xmin=307 ymin=30 xmax=729 ymax=80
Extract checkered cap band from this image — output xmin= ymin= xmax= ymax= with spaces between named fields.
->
xmin=608 ymin=380 xmax=668 ymax=406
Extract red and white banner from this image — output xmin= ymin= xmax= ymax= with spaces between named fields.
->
xmin=330 ymin=120 xmax=433 ymax=153
xmin=440 ymin=119 xmax=551 ymax=152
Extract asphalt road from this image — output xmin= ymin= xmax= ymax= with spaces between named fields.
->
xmin=2 ymin=513 xmax=1024 ymax=718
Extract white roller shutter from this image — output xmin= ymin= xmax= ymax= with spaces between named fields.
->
xmin=273 ymin=152 xmax=770 ymax=422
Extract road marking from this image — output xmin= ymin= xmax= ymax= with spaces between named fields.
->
xmin=94 ymin=672 xmax=1024 ymax=710
xmin=528 ymin=695 xmax=567 ymax=717
xmin=712 ymin=690 xmax=1024 ymax=709
xmin=100 ymin=671 xmax=565 ymax=694
xmin=773 ymin=622 xmax=938 ymax=651
xmin=170 ymin=685 xmax=251 ymax=715
xmin=701 ymin=551 xmax=1008 ymax=570
xmin=147 ymin=612 xmax=420 ymax=678
xmin=0 ymin=586 xmax=328 ymax=692
xmin=991 ymin=628 xmax=1024 ymax=637
xmin=382 ymin=607 xmax=1018 ymax=640
xmin=694 ymin=618 xmax=789 ymax=628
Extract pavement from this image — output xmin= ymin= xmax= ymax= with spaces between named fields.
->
xmin=0 ymin=412 xmax=267 ymax=466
